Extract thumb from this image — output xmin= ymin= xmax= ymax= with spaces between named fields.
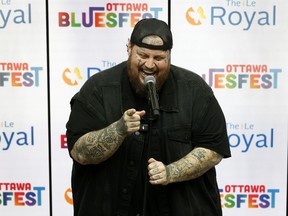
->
xmin=126 ymin=109 xmax=136 ymax=116
xmin=148 ymin=158 xmax=157 ymax=164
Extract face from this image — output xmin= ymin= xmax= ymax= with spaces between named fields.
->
xmin=127 ymin=41 xmax=171 ymax=97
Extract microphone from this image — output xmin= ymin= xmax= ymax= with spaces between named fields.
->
xmin=144 ymin=75 xmax=160 ymax=119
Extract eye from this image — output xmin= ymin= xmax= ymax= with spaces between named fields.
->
xmin=138 ymin=53 xmax=148 ymax=58
xmin=154 ymin=56 xmax=164 ymax=61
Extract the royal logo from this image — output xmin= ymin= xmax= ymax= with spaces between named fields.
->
xmin=186 ymin=6 xmax=206 ymax=26
xmin=186 ymin=1 xmax=277 ymax=31
xmin=62 ymin=67 xmax=82 ymax=86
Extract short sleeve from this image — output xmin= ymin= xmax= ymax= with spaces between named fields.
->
xmin=193 ymin=95 xmax=231 ymax=158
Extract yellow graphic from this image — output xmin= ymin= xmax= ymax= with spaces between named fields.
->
xmin=186 ymin=6 xmax=206 ymax=26
xmin=62 ymin=67 xmax=83 ymax=86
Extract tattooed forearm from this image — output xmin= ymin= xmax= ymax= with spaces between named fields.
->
xmin=166 ymin=147 xmax=223 ymax=184
xmin=70 ymin=121 xmax=127 ymax=165
xmin=115 ymin=116 xmax=128 ymax=136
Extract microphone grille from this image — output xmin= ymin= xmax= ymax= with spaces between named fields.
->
xmin=144 ymin=75 xmax=156 ymax=85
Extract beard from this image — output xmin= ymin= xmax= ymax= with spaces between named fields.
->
xmin=127 ymin=58 xmax=147 ymax=97
xmin=127 ymin=57 xmax=170 ymax=98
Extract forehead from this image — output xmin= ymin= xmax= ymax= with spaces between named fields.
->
xmin=142 ymin=35 xmax=164 ymax=46
xmin=133 ymin=45 xmax=169 ymax=57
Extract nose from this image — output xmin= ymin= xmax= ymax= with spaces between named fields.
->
xmin=144 ymin=57 xmax=155 ymax=69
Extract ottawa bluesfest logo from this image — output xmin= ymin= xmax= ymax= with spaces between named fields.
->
xmin=0 ymin=62 xmax=43 ymax=87
xmin=220 ymin=184 xmax=280 ymax=209
xmin=58 ymin=2 xmax=164 ymax=28
xmin=202 ymin=64 xmax=282 ymax=89
xmin=0 ymin=182 xmax=45 ymax=206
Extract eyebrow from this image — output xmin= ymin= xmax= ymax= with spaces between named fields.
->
xmin=136 ymin=48 xmax=168 ymax=57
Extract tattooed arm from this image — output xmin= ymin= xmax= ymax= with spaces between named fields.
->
xmin=70 ymin=109 xmax=145 ymax=165
xmin=148 ymin=147 xmax=223 ymax=185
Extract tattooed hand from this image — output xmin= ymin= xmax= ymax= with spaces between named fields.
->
xmin=148 ymin=158 xmax=169 ymax=185
xmin=147 ymin=148 xmax=223 ymax=185
xmin=71 ymin=108 xmax=145 ymax=165
xmin=116 ymin=108 xmax=146 ymax=135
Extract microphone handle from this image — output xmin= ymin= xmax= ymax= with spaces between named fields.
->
xmin=147 ymin=82 xmax=160 ymax=118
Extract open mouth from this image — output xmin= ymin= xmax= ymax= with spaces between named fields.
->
xmin=140 ymin=69 xmax=156 ymax=78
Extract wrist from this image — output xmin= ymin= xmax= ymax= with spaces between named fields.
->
xmin=115 ymin=119 xmax=128 ymax=136
xmin=165 ymin=165 xmax=173 ymax=184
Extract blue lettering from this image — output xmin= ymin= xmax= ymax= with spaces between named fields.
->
xmin=0 ymin=72 xmax=9 ymax=86
xmin=228 ymin=134 xmax=241 ymax=148
xmin=33 ymin=186 xmax=45 ymax=206
xmin=242 ymin=134 xmax=253 ymax=152
xmin=267 ymin=189 xmax=279 ymax=208
xmin=236 ymin=194 xmax=247 ymax=207
xmin=25 ymin=192 xmax=37 ymax=206
xmin=1 ymin=126 xmax=35 ymax=150
xmin=22 ymin=72 xmax=34 ymax=87
xmin=258 ymin=194 xmax=270 ymax=208
xmin=0 ymin=3 xmax=31 ymax=29
xmin=3 ymin=192 xmax=13 ymax=205
xmin=2 ymin=132 xmax=14 ymax=150
xmin=118 ymin=13 xmax=129 ymax=27
xmin=228 ymin=128 xmax=274 ymax=152
xmin=211 ymin=7 xmax=226 ymax=25
xmin=211 ymin=6 xmax=276 ymax=31
xmin=269 ymin=68 xmax=281 ymax=89
xmin=229 ymin=11 xmax=242 ymax=25
xmin=149 ymin=7 xmax=162 ymax=19
xmin=261 ymin=74 xmax=272 ymax=89
xmin=87 ymin=67 xmax=101 ymax=79
xmin=0 ymin=9 xmax=11 ymax=28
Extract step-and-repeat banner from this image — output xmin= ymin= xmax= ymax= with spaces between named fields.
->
xmin=0 ymin=0 xmax=50 ymax=216
xmin=48 ymin=0 xmax=169 ymax=215
xmin=1 ymin=0 xmax=287 ymax=215
xmin=171 ymin=1 xmax=288 ymax=216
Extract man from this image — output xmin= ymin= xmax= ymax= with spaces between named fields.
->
xmin=66 ymin=18 xmax=231 ymax=216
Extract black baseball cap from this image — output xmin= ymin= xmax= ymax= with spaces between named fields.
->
xmin=130 ymin=18 xmax=173 ymax=50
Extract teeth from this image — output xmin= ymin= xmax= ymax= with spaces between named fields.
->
xmin=140 ymin=72 xmax=154 ymax=78
xmin=143 ymin=70 xmax=153 ymax=74
xmin=142 ymin=70 xmax=154 ymax=76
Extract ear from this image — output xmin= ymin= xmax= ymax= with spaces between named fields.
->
xmin=127 ymin=40 xmax=132 ymax=56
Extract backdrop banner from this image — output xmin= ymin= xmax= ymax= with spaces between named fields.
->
xmin=48 ymin=1 xmax=168 ymax=215
xmin=1 ymin=0 xmax=287 ymax=215
xmin=0 ymin=0 xmax=50 ymax=215
xmin=171 ymin=0 xmax=288 ymax=215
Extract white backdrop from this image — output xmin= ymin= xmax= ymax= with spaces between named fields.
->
xmin=171 ymin=1 xmax=288 ymax=215
xmin=48 ymin=1 xmax=169 ymax=215
xmin=1 ymin=0 xmax=287 ymax=215
xmin=0 ymin=0 xmax=50 ymax=216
